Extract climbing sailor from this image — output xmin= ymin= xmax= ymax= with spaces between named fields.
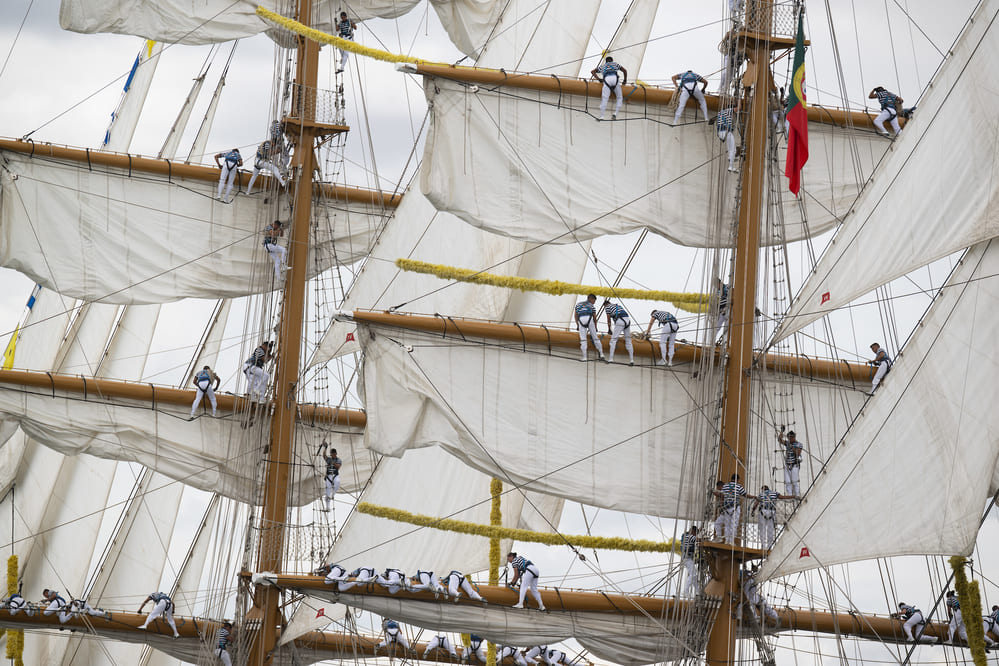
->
xmin=214 ymin=148 xmax=243 ymax=202
xmin=868 ymin=342 xmax=892 ymax=395
xmin=336 ymin=11 xmax=358 ymax=73
xmin=217 ymin=621 xmax=234 ymax=666
xmin=243 ymin=340 xmax=273 ymax=403
xmin=681 ymin=525 xmax=700 ymax=596
xmin=376 ymin=618 xmax=411 ymax=652
xmin=375 ymin=567 xmax=408 ymax=594
xmin=751 ymin=485 xmax=792 ymax=550
xmin=246 ymin=140 xmax=286 ymax=194
xmin=319 ymin=441 xmax=341 ymax=511
xmin=741 ymin=566 xmax=779 ymax=626
xmin=604 ymin=299 xmax=634 ymax=365
xmin=892 ymin=602 xmax=935 ymax=643
xmin=441 ymin=570 xmax=487 ymax=603
xmin=409 ymin=570 xmax=447 ymax=598
xmin=714 ymin=104 xmax=739 ymax=172
xmin=672 ymin=70 xmax=709 ymax=123
xmin=507 ymin=552 xmax=545 ymax=611
xmin=190 ymin=365 xmax=221 ymax=419
xmin=40 ymin=589 xmax=71 ymax=623
xmin=712 ymin=473 xmax=746 ymax=544
xmin=646 ymin=309 xmax=679 ymax=366
xmin=869 ymin=86 xmax=904 ymax=137
xmin=462 ymin=634 xmax=487 ymax=663
xmin=263 ymin=219 xmax=289 ymax=282
xmin=138 ymin=591 xmax=180 ymax=638
xmin=946 ymin=590 xmax=968 ymax=643
xmin=714 ymin=279 xmax=730 ymax=342
xmin=590 ymin=56 xmax=628 ymax=120
xmin=423 ymin=633 xmax=459 ymax=659
xmin=575 ymin=294 xmax=604 ymax=362
xmin=776 ymin=427 xmax=804 ymax=497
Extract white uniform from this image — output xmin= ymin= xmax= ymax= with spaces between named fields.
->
xmin=743 ymin=573 xmax=778 ymax=624
xmin=424 ymin=634 xmax=458 ymax=659
xmin=870 ymin=348 xmax=892 ymax=394
xmin=500 ymin=646 xmax=530 ymax=666
xmin=780 ymin=437 xmax=802 ymax=497
xmin=68 ymin=598 xmax=108 ymax=619
xmin=5 ymin=594 xmax=32 ymax=616
xmin=243 ymin=346 xmax=270 ymax=402
xmin=651 ymin=311 xmax=678 ymax=365
xmin=323 ymin=564 xmax=349 ymax=589
xmin=872 ymin=90 xmax=902 ymax=136
xmin=338 ymin=566 xmax=378 ymax=592
xmin=574 ymin=301 xmax=603 ymax=361
xmin=42 ymin=592 xmax=71 ymax=623
xmin=262 ymin=223 xmax=288 ymax=282
xmin=755 ymin=490 xmax=780 ymax=550
xmin=409 ymin=570 xmax=447 ymax=597
xmin=376 ymin=620 xmax=410 ymax=651
xmin=596 ymin=63 xmax=624 ymax=120
xmin=713 ymin=481 xmax=745 ymax=544
xmin=337 ymin=19 xmax=355 ymax=72
xmin=463 ymin=636 xmax=486 ymax=663
xmin=897 ymin=604 xmax=932 ymax=642
xmin=139 ymin=592 xmax=180 ymax=637
xmin=509 ymin=557 xmax=545 ymax=610
xmin=947 ymin=596 xmax=967 ymax=642
xmin=680 ymin=531 xmax=699 ymax=596
xmin=190 ymin=369 xmax=218 ymax=418
xmin=246 ymin=141 xmax=286 ymax=194
xmin=605 ymin=303 xmax=634 ymax=364
xmin=375 ymin=568 xmax=407 ymax=594
xmin=442 ymin=570 xmax=486 ymax=602
xmin=216 ymin=150 xmax=241 ymax=201
xmin=673 ymin=72 xmax=709 ymax=123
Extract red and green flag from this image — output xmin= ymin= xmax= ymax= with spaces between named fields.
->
xmin=785 ymin=11 xmax=808 ymax=195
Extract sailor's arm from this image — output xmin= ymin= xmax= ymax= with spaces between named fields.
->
xmin=213 ymin=372 xmax=221 ymax=389
xmin=645 ymin=317 xmax=655 ymax=338
xmin=619 ymin=66 xmax=628 ymax=85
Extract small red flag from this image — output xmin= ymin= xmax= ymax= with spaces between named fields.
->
xmin=799 ymin=547 xmax=811 ymax=558
xmin=315 ymin=607 xmax=326 ymax=618
xmin=821 ymin=292 xmax=830 ymax=305
xmin=345 ymin=332 xmax=355 ymax=342
xmin=785 ymin=11 xmax=809 ymax=195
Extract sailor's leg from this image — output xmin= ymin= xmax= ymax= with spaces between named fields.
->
xmin=516 ymin=577 xmax=528 ymax=607
xmin=218 ymin=647 xmax=233 ymax=666
xmin=265 ymin=162 xmax=286 ymax=186
xmin=724 ymin=131 xmax=737 ymax=168
xmin=673 ymin=88 xmax=691 ymax=123
xmin=443 ymin=636 xmax=457 ymax=658
xmin=790 ymin=465 xmax=800 ymax=497
xmin=890 ymin=114 xmax=901 ymax=135
xmin=599 ymin=84 xmax=611 ymax=118
xmin=667 ymin=328 xmax=676 ymax=364
xmin=948 ymin=614 xmax=957 ymax=642
xmin=622 ymin=323 xmax=634 ymax=362
xmin=525 ymin=570 xmax=544 ymax=610
xmin=658 ymin=330 xmax=669 ymax=364
xmin=683 ymin=557 xmax=697 ymax=595
xmin=871 ymin=363 xmax=888 ymax=393
xmin=332 ymin=475 xmax=341 ymax=495
xmin=693 ymin=88 xmax=709 ymax=120
xmin=608 ymin=321 xmax=622 ymax=361
xmin=336 ymin=580 xmax=359 ymax=591
xmin=44 ymin=599 xmax=61 ymax=616
xmin=224 ymin=165 xmax=238 ymax=200
xmin=206 ymin=386 xmax=217 ymax=416
xmin=902 ymin=615 xmax=919 ymax=641
xmin=397 ymin=632 xmax=410 ymax=650
xmin=448 ymin=577 xmax=461 ymax=599
xmin=460 ymin=578 xmax=484 ymax=602
xmin=340 ymin=48 xmax=349 ymax=71
xmin=191 ymin=387 xmax=206 ymax=417
xmin=713 ymin=513 xmax=725 ymax=541
xmin=324 ymin=477 xmax=333 ymax=509
xmin=588 ymin=320 xmax=603 ymax=358
xmin=578 ymin=322 xmax=589 ymax=361
xmin=784 ymin=466 xmax=794 ymax=496
xmin=164 ymin=607 xmax=180 ymax=636
xmin=613 ymin=84 xmax=623 ymax=116
xmin=247 ymin=167 xmax=261 ymax=194
xmin=873 ymin=110 xmax=890 ymax=135
xmin=217 ymin=166 xmax=228 ymax=199
xmin=985 ymin=621 xmax=997 ymax=646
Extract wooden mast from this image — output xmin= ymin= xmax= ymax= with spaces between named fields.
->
xmin=707 ymin=2 xmax=794 ymax=664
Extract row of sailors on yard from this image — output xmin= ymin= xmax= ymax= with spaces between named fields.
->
xmin=314 ymin=553 xmax=546 ymax=610
xmin=893 ymin=592 xmax=999 ymax=648
xmin=376 ymin=621 xmax=585 ymax=666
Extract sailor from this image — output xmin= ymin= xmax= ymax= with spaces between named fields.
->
xmin=375 ymin=567 xmax=408 ymax=594
xmin=269 ymin=120 xmax=290 ymax=173
xmin=680 ymin=525 xmax=700 ymax=596
xmin=946 ymin=590 xmax=968 ymax=643
xmin=217 ymin=620 xmax=234 ymax=666
xmin=40 ymin=588 xmax=71 ymax=623
xmin=603 ymin=299 xmax=634 ymax=365
xmin=376 ymin=618 xmax=410 ymax=652
xmin=190 ymin=365 xmax=221 ymax=419
xmin=672 ymin=70 xmax=709 ymax=123
xmin=646 ymin=309 xmax=679 ymax=366
xmin=423 ymin=633 xmax=459 ymax=659
xmin=985 ymin=605 xmax=999 ymax=646
xmin=507 ymin=552 xmax=545 ymax=611
xmin=319 ymin=441 xmax=342 ymax=511
xmin=243 ymin=340 xmax=273 ymax=403
xmin=776 ymin=427 xmax=804 ymax=497
xmin=263 ymin=219 xmax=289 ymax=282
xmin=575 ymin=294 xmax=605 ymax=362
xmin=741 ymin=566 xmax=779 ymax=626
xmin=590 ymin=56 xmax=628 ymax=121
xmin=214 ymin=148 xmax=243 ymax=202
xmin=869 ymin=86 xmax=904 ymax=137
xmin=138 ymin=591 xmax=180 ymax=638
xmin=409 ymin=570 xmax=447 ymax=598
xmin=539 ymin=648 xmax=583 ymax=666
xmin=524 ymin=646 xmax=548 ymax=663
xmin=246 ymin=140 xmax=286 ymax=194
xmin=316 ymin=562 xmax=349 ymax=589
xmin=68 ymin=597 xmax=111 ymax=620
xmin=442 ymin=570 xmax=487 ymax=603
xmin=462 ymin=634 xmax=487 ymax=663
xmin=714 ymin=279 xmax=730 ymax=341
xmin=712 ymin=473 xmax=746 ymax=544
xmin=751 ymin=485 xmax=792 ymax=550
xmin=4 ymin=591 xmax=33 ymax=616
xmin=868 ymin=343 xmax=892 ymax=395
xmin=338 ymin=566 xmax=379 ymax=591
xmin=336 ymin=11 xmax=358 ymax=74
xmin=499 ymin=645 xmax=530 ymax=666
xmin=714 ymin=104 xmax=739 ymax=172
xmin=892 ymin=602 xmax=934 ymax=643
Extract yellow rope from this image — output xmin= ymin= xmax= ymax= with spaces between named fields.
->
xmin=358 ymin=502 xmax=678 ymax=553
xmin=486 ymin=479 xmax=502 ymax=666
xmin=395 ymin=258 xmax=710 ymax=313
xmin=6 ymin=555 xmax=23 ymax=666
xmin=951 ymin=556 xmax=987 ymax=666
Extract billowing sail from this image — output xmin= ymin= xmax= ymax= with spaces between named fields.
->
xmin=601 ymin=0 xmax=661 ymax=76
xmin=420 ymin=77 xmax=886 ymax=247
xmin=0 ymin=147 xmax=386 ymax=304
xmin=428 ymin=0 xmax=506 ymax=58
xmin=773 ymin=0 xmax=999 ymax=341
xmin=761 ymin=240 xmax=999 ymax=580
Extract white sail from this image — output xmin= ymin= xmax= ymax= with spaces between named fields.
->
xmin=0 ymin=149 xmax=385 ymax=304
xmin=773 ymin=0 xmax=999 ymax=341
xmin=761 ymin=240 xmax=999 ymax=580
xmin=103 ymin=41 xmax=163 ymax=152
xmin=428 ymin=0 xmax=506 ymax=58
xmin=474 ymin=0 xmax=599 ymax=72
xmin=420 ymin=77 xmax=886 ymax=247
xmin=159 ymin=73 xmax=206 ymax=159
xmin=602 ymin=0 xmax=661 ymax=76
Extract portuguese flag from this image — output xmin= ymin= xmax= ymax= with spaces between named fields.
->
xmin=785 ymin=11 xmax=808 ymax=195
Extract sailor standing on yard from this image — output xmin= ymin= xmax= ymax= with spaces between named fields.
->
xmin=319 ymin=441 xmax=341 ymax=511
xmin=138 ymin=591 xmax=180 ymax=638
xmin=575 ymin=294 xmax=605 ymax=362
xmin=712 ymin=473 xmax=746 ymax=544
xmin=672 ymin=70 xmax=709 ymax=123
xmin=214 ymin=148 xmax=242 ymax=202
xmin=507 ymin=552 xmax=546 ymax=611
xmin=892 ymin=602 xmax=935 ymax=643
xmin=681 ymin=525 xmax=700 ymax=596
xmin=868 ymin=342 xmax=892 ymax=395
xmin=751 ymin=485 xmax=792 ymax=550
xmin=217 ymin=621 xmax=234 ymax=666
xmin=590 ymin=56 xmax=627 ymax=121
xmin=190 ymin=365 xmax=220 ymax=419
xmin=946 ymin=590 xmax=968 ymax=643
xmin=646 ymin=309 xmax=679 ymax=366
xmin=336 ymin=12 xmax=358 ymax=74
xmin=869 ymin=86 xmax=904 ymax=137
xmin=263 ymin=220 xmax=289 ymax=282
xmin=776 ymin=427 xmax=804 ymax=497
xmin=604 ymin=299 xmax=634 ymax=365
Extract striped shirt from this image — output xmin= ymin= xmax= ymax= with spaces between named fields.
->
xmin=597 ymin=62 xmax=621 ymax=79
xmin=652 ymin=310 xmax=677 ymax=325
xmin=720 ymin=482 xmax=746 ymax=510
xmin=718 ymin=283 xmax=730 ymax=308
xmin=681 ymin=532 xmax=697 ymax=559
xmin=947 ymin=595 xmax=960 ymax=611
xmin=717 ymin=108 xmax=735 ymax=132
xmin=757 ymin=489 xmax=780 ymax=513
xmin=873 ymin=349 xmax=892 ymax=366
xmin=874 ymin=89 xmax=899 ymax=110
xmin=325 ymin=455 xmax=341 ymax=478
xmin=256 ymin=141 xmax=271 ymax=161
xmin=783 ymin=439 xmax=802 ymax=467
xmin=606 ymin=303 xmax=629 ymax=320
xmin=509 ymin=556 xmax=532 ymax=574
xmin=575 ymin=301 xmax=595 ymax=319
xmin=248 ymin=345 xmax=268 ymax=367
xmin=338 ymin=18 xmax=354 ymax=38
xmin=898 ymin=603 xmax=920 ymax=620
xmin=218 ymin=626 xmax=231 ymax=650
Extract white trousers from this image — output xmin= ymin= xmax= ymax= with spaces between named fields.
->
xmin=191 ymin=379 xmax=217 ymax=417
xmin=244 ymin=364 xmax=269 ymax=402
xmin=410 ymin=572 xmax=446 ymax=596
xmin=758 ymin=511 xmax=776 ymax=550
xmin=338 ymin=569 xmax=378 ymax=592
xmin=463 ymin=644 xmax=486 ymax=662
xmin=718 ymin=129 xmax=736 ymax=169
xmin=949 ymin=608 xmax=967 ymax=642
xmin=7 ymin=596 xmax=32 ymax=616
xmin=324 ymin=569 xmax=349 ymax=588
xmin=716 ymin=308 xmax=729 ymax=341
xmin=339 ymin=48 xmax=350 ymax=71
xmin=577 ymin=316 xmax=603 ymax=360
xmin=784 ymin=464 xmax=800 ymax=497
xmin=43 ymin=598 xmax=71 ymax=623
xmin=142 ymin=599 xmax=179 ymax=635
xmin=377 ymin=627 xmax=410 ymax=651
xmin=874 ymin=109 xmax=901 ymax=135
xmin=323 ymin=474 xmax=340 ymax=509
xmin=674 ymin=86 xmax=709 ymax=123
xmin=600 ymin=76 xmax=623 ymax=118
xmin=516 ymin=567 xmax=545 ymax=609
xmin=903 ymin=612 xmax=934 ymax=642
xmin=424 ymin=636 xmax=457 ymax=658
xmin=714 ymin=506 xmax=740 ymax=544
xmin=871 ymin=362 xmax=889 ymax=393
xmin=659 ymin=323 xmax=678 ymax=364
xmin=500 ymin=647 xmax=529 ymax=666
xmin=984 ymin=620 xmax=997 ymax=645
xmin=608 ymin=318 xmax=633 ymax=362
xmin=69 ymin=599 xmax=105 ymax=618
xmin=682 ymin=557 xmax=699 ymax=596
xmin=217 ymin=163 xmax=238 ymax=200
xmin=375 ymin=570 xmax=406 ymax=594
xmin=265 ymin=242 xmax=288 ymax=281
xmin=217 ymin=647 xmax=233 ymax=666
xmin=446 ymin=575 xmax=484 ymax=601
xmin=247 ymin=160 xmax=285 ymax=193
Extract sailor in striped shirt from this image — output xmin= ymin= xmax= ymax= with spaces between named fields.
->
xmin=242 ymin=340 xmax=273 ymax=403
xmin=714 ymin=105 xmax=739 ymax=172
xmin=646 ymin=309 xmax=679 ymax=366
xmin=776 ymin=428 xmax=804 ymax=497
xmin=319 ymin=441 xmax=341 ymax=511
xmin=137 ymin=591 xmax=180 ymax=638
xmin=590 ymin=56 xmax=628 ymax=120
xmin=603 ymin=299 xmax=634 ymax=365
xmin=681 ymin=525 xmax=700 ymax=596
xmin=985 ymin=605 xmax=999 ymax=646
xmin=246 ymin=140 xmax=286 ymax=194
xmin=336 ymin=12 xmax=358 ymax=73
xmin=946 ymin=590 xmax=968 ymax=643
xmin=711 ymin=474 xmax=746 ymax=544
xmin=751 ymin=485 xmax=792 ymax=550
xmin=574 ymin=294 xmax=605 ymax=362
xmin=217 ymin=621 xmax=233 ymax=666
xmin=672 ymin=70 xmax=709 ymax=123
xmin=869 ymin=86 xmax=903 ymax=137
xmin=507 ymin=553 xmax=546 ymax=611
xmin=892 ymin=602 xmax=934 ymax=643
xmin=262 ymin=219 xmax=289 ymax=282
xmin=376 ymin=618 xmax=410 ymax=652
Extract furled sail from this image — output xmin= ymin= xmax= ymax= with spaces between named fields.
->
xmin=601 ymin=0 xmax=661 ymax=76
xmin=428 ymin=0 xmax=507 ymax=58
xmin=0 ymin=147 xmax=385 ymax=304
xmin=761 ymin=240 xmax=999 ymax=580
xmin=420 ymin=77 xmax=885 ymax=247
xmin=773 ymin=0 xmax=999 ymax=341
xmin=473 ymin=0 xmax=599 ymax=72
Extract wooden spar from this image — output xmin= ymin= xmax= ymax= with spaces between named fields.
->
xmin=0 ymin=137 xmax=399 ymax=209
xmin=412 ymin=64 xmax=888 ymax=131
xmin=0 ymin=368 xmax=365 ymax=427
xmin=350 ymin=311 xmax=873 ymax=384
